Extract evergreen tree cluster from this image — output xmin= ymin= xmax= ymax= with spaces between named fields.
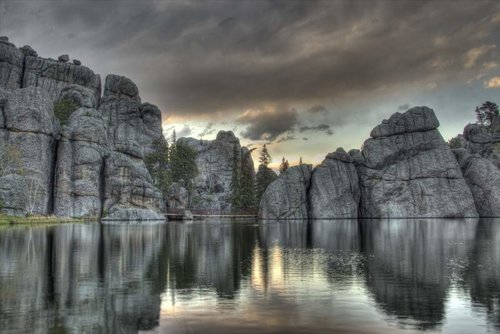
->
xmin=145 ymin=129 xmax=198 ymax=197
xmin=230 ymin=146 xmax=257 ymax=211
xmin=255 ymin=144 xmax=277 ymax=206
xmin=279 ymin=157 xmax=289 ymax=174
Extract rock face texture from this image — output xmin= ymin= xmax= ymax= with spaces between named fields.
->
xmin=354 ymin=107 xmax=477 ymax=218
xmin=0 ymin=37 xmax=165 ymax=219
xmin=179 ymin=131 xmax=255 ymax=211
xmin=453 ymin=149 xmax=500 ymax=217
xmin=461 ymin=122 xmax=500 ymax=169
xmin=0 ymin=87 xmax=58 ymax=215
xmin=259 ymin=106 xmax=483 ymax=219
xmin=309 ymin=148 xmax=360 ymax=219
xmin=259 ymin=165 xmax=312 ymax=220
xmin=166 ymin=182 xmax=189 ymax=210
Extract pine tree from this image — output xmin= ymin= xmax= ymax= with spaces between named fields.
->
xmin=259 ymin=144 xmax=271 ymax=167
xmin=255 ymin=164 xmax=277 ymax=205
xmin=144 ymin=138 xmax=170 ymax=195
xmin=475 ymin=101 xmax=499 ymax=127
xmin=230 ymin=144 xmax=241 ymax=209
xmin=171 ymin=129 xmax=177 ymax=145
xmin=169 ymin=140 xmax=198 ymax=190
xmin=299 ymin=157 xmax=303 ymax=165
xmin=279 ymin=157 xmax=289 ymax=174
xmin=240 ymin=148 xmax=257 ymax=211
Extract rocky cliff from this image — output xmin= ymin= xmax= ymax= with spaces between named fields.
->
xmin=260 ymin=106 xmax=483 ymax=219
xmin=0 ymin=37 xmax=165 ymax=219
xmin=451 ymin=119 xmax=500 ymax=217
xmin=177 ymin=131 xmax=255 ymax=211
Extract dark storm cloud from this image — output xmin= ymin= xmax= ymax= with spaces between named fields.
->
xmin=299 ymin=124 xmax=334 ymax=136
xmin=276 ymin=134 xmax=297 ymax=143
xmin=1 ymin=0 xmax=499 ymax=119
xmin=237 ymin=107 xmax=298 ymax=141
xmin=306 ymin=105 xmax=329 ymax=114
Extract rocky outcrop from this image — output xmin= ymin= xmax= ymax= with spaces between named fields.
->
xmin=354 ymin=107 xmax=477 ymax=218
xmin=308 ymin=148 xmax=360 ymax=219
xmin=0 ymin=37 xmax=24 ymax=91
xmin=259 ymin=164 xmax=311 ymax=220
xmin=453 ymin=149 xmax=500 ymax=217
xmin=23 ymin=54 xmax=101 ymax=104
xmin=461 ymin=122 xmax=500 ymax=169
xmin=179 ymin=131 xmax=255 ymax=211
xmin=259 ymin=106 xmax=482 ymax=219
xmin=0 ymin=37 xmax=165 ymax=219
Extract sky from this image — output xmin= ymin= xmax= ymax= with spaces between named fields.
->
xmin=1 ymin=0 xmax=500 ymax=168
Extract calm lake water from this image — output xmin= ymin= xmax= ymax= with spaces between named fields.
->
xmin=0 ymin=219 xmax=499 ymax=334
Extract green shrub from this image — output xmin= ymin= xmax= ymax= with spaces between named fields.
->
xmin=54 ymin=98 xmax=79 ymax=125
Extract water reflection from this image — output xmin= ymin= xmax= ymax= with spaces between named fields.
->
xmin=0 ymin=219 xmax=499 ymax=333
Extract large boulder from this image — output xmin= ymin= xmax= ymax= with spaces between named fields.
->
xmin=308 ymin=148 xmax=360 ymax=218
xmin=453 ymin=149 xmax=500 ymax=217
xmin=259 ymin=164 xmax=312 ymax=220
xmin=179 ymin=130 xmax=255 ymax=211
xmin=354 ymin=107 xmax=477 ymax=218
xmin=0 ymin=87 xmax=58 ymax=215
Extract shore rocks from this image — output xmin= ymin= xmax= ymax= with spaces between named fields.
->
xmin=355 ymin=107 xmax=477 ymax=218
xmin=309 ymin=148 xmax=360 ymax=218
xmin=259 ymin=165 xmax=312 ymax=220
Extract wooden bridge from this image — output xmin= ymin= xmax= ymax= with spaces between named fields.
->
xmin=165 ymin=208 xmax=258 ymax=220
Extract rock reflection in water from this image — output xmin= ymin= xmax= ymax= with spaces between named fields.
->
xmin=0 ymin=223 xmax=167 ymax=333
xmin=0 ymin=219 xmax=499 ymax=333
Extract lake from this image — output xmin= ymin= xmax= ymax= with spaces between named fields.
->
xmin=0 ymin=219 xmax=498 ymax=334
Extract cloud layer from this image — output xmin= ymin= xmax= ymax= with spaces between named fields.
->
xmin=1 ymin=0 xmax=500 ymax=164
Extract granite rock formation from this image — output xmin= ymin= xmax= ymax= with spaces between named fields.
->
xmin=259 ymin=164 xmax=311 ymax=220
xmin=354 ymin=107 xmax=477 ymax=218
xmin=0 ymin=87 xmax=58 ymax=215
xmin=308 ymin=148 xmax=360 ymax=219
xmin=0 ymin=37 xmax=165 ymax=219
xmin=453 ymin=149 xmax=500 ymax=217
xmin=166 ymin=182 xmax=189 ymax=210
xmin=178 ymin=131 xmax=255 ymax=211
xmin=259 ymin=107 xmax=482 ymax=219
xmin=460 ymin=122 xmax=500 ymax=169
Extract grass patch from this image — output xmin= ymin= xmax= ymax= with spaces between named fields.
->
xmin=0 ymin=213 xmax=92 ymax=225
xmin=53 ymin=98 xmax=79 ymax=126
